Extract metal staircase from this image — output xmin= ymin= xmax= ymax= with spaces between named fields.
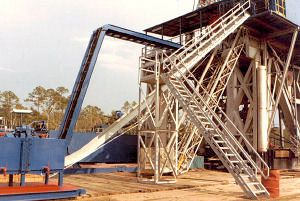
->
xmin=200 ymin=29 xmax=244 ymax=107
xmin=140 ymin=1 xmax=252 ymax=172
xmin=177 ymin=27 xmax=245 ymax=173
xmin=163 ymin=0 xmax=252 ymax=173
xmin=164 ymin=0 xmax=251 ymax=76
xmin=154 ymin=1 xmax=270 ymax=198
xmin=161 ymin=54 xmax=270 ymax=198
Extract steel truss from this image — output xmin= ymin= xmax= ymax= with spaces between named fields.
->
xmin=137 ymin=0 xmax=300 ymax=198
xmin=226 ymin=29 xmax=300 ymax=158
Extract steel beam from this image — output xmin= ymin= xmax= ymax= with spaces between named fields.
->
xmin=59 ymin=25 xmax=181 ymax=145
xmin=267 ymin=29 xmax=299 ymax=136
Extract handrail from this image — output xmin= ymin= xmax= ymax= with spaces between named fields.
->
xmin=165 ymin=0 xmax=251 ymax=67
xmin=163 ymin=58 xmax=259 ymax=178
xmin=290 ymin=136 xmax=300 ymax=151
xmin=162 ymin=2 xmax=250 ymax=80
xmin=162 ymin=51 xmax=269 ymax=178
xmin=167 ymin=48 xmax=269 ymax=176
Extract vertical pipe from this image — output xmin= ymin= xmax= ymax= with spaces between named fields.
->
xmin=252 ymin=59 xmax=258 ymax=152
xmin=175 ymin=99 xmax=179 ymax=176
xmin=58 ymin=171 xmax=64 ymax=187
xmin=45 ymin=172 xmax=49 ymax=185
xmin=137 ymin=58 xmax=142 ymax=179
xmin=257 ymin=64 xmax=268 ymax=152
xmin=154 ymin=51 xmax=160 ymax=183
xmin=293 ymin=69 xmax=299 ymax=137
xmin=8 ymin=174 xmax=13 ymax=186
xmin=20 ymin=174 xmax=26 ymax=186
xmin=278 ymin=108 xmax=284 ymax=148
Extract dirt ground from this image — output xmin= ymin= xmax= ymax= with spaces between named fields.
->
xmin=62 ymin=169 xmax=300 ymax=201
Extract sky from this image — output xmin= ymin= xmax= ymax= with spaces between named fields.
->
xmin=0 ymin=0 xmax=299 ymax=114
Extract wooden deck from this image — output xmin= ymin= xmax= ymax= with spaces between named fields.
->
xmin=62 ymin=169 xmax=300 ymax=201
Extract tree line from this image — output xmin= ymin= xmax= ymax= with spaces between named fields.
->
xmin=0 ymin=86 xmax=137 ymax=132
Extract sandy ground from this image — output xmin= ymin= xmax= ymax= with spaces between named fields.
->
xmin=62 ymin=169 xmax=300 ymax=201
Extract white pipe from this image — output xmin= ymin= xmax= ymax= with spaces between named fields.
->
xmin=257 ymin=65 xmax=268 ymax=152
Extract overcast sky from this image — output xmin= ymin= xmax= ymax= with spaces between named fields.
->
xmin=0 ymin=0 xmax=299 ymax=114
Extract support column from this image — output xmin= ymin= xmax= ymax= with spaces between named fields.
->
xmin=8 ymin=174 xmax=13 ymax=186
xmin=20 ymin=174 xmax=26 ymax=186
xmin=58 ymin=171 xmax=64 ymax=187
xmin=138 ymin=51 xmax=178 ymax=184
xmin=257 ymin=64 xmax=269 ymax=152
xmin=226 ymin=69 xmax=237 ymax=134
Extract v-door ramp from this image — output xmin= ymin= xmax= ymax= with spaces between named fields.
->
xmin=58 ymin=24 xmax=181 ymax=145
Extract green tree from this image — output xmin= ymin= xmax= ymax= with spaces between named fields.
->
xmin=25 ymin=86 xmax=47 ymax=113
xmin=55 ymin=87 xmax=69 ymax=113
xmin=76 ymin=105 xmax=105 ymax=132
xmin=0 ymin=91 xmax=21 ymax=127
xmin=25 ymin=86 xmax=70 ymax=130
xmin=43 ymin=87 xmax=70 ymax=130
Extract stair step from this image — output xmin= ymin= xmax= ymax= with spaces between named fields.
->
xmin=231 ymin=159 xmax=250 ymax=165
xmin=247 ymin=182 xmax=260 ymax=185
xmin=162 ymin=5 xmax=259 ymax=198
xmin=240 ymin=174 xmax=251 ymax=179
xmin=253 ymin=190 xmax=267 ymax=195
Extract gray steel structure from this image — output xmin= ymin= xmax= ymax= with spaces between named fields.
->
xmin=138 ymin=0 xmax=300 ymax=199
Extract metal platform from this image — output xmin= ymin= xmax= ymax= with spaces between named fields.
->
xmin=0 ymin=184 xmax=85 ymax=201
xmin=143 ymin=0 xmax=300 ymax=66
xmin=103 ymin=24 xmax=181 ymax=49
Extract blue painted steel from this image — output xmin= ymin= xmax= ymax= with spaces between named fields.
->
xmin=58 ymin=170 xmax=64 ymax=186
xmin=190 ymin=156 xmax=204 ymax=169
xmin=50 ymin=131 xmax=138 ymax=163
xmin=59 ymin=29 xmax=106 ymax=144
xmin=0 ymin=138 xmax=22 ymax=171
xmin=0 ymin=138 xmax=66 ymax=174
xmin=102 ymin=24 xmax=182 ymax=49
xmin=83 ymin=134 xmax=137 ymax=163
xmin=58 ymin=24 xmax=181 ymax=146
xmin=64 ymin=166 xmax=137 ymax=174
xmin=29 ymin=138 xmax=66 ymax=170
xmin=20 ymin=174 xmax=25 ymax=186
xmin=0 ymin=189 xmax=85 ymax=201
xmin=0 ymin=137 xmax=86 ymax=201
